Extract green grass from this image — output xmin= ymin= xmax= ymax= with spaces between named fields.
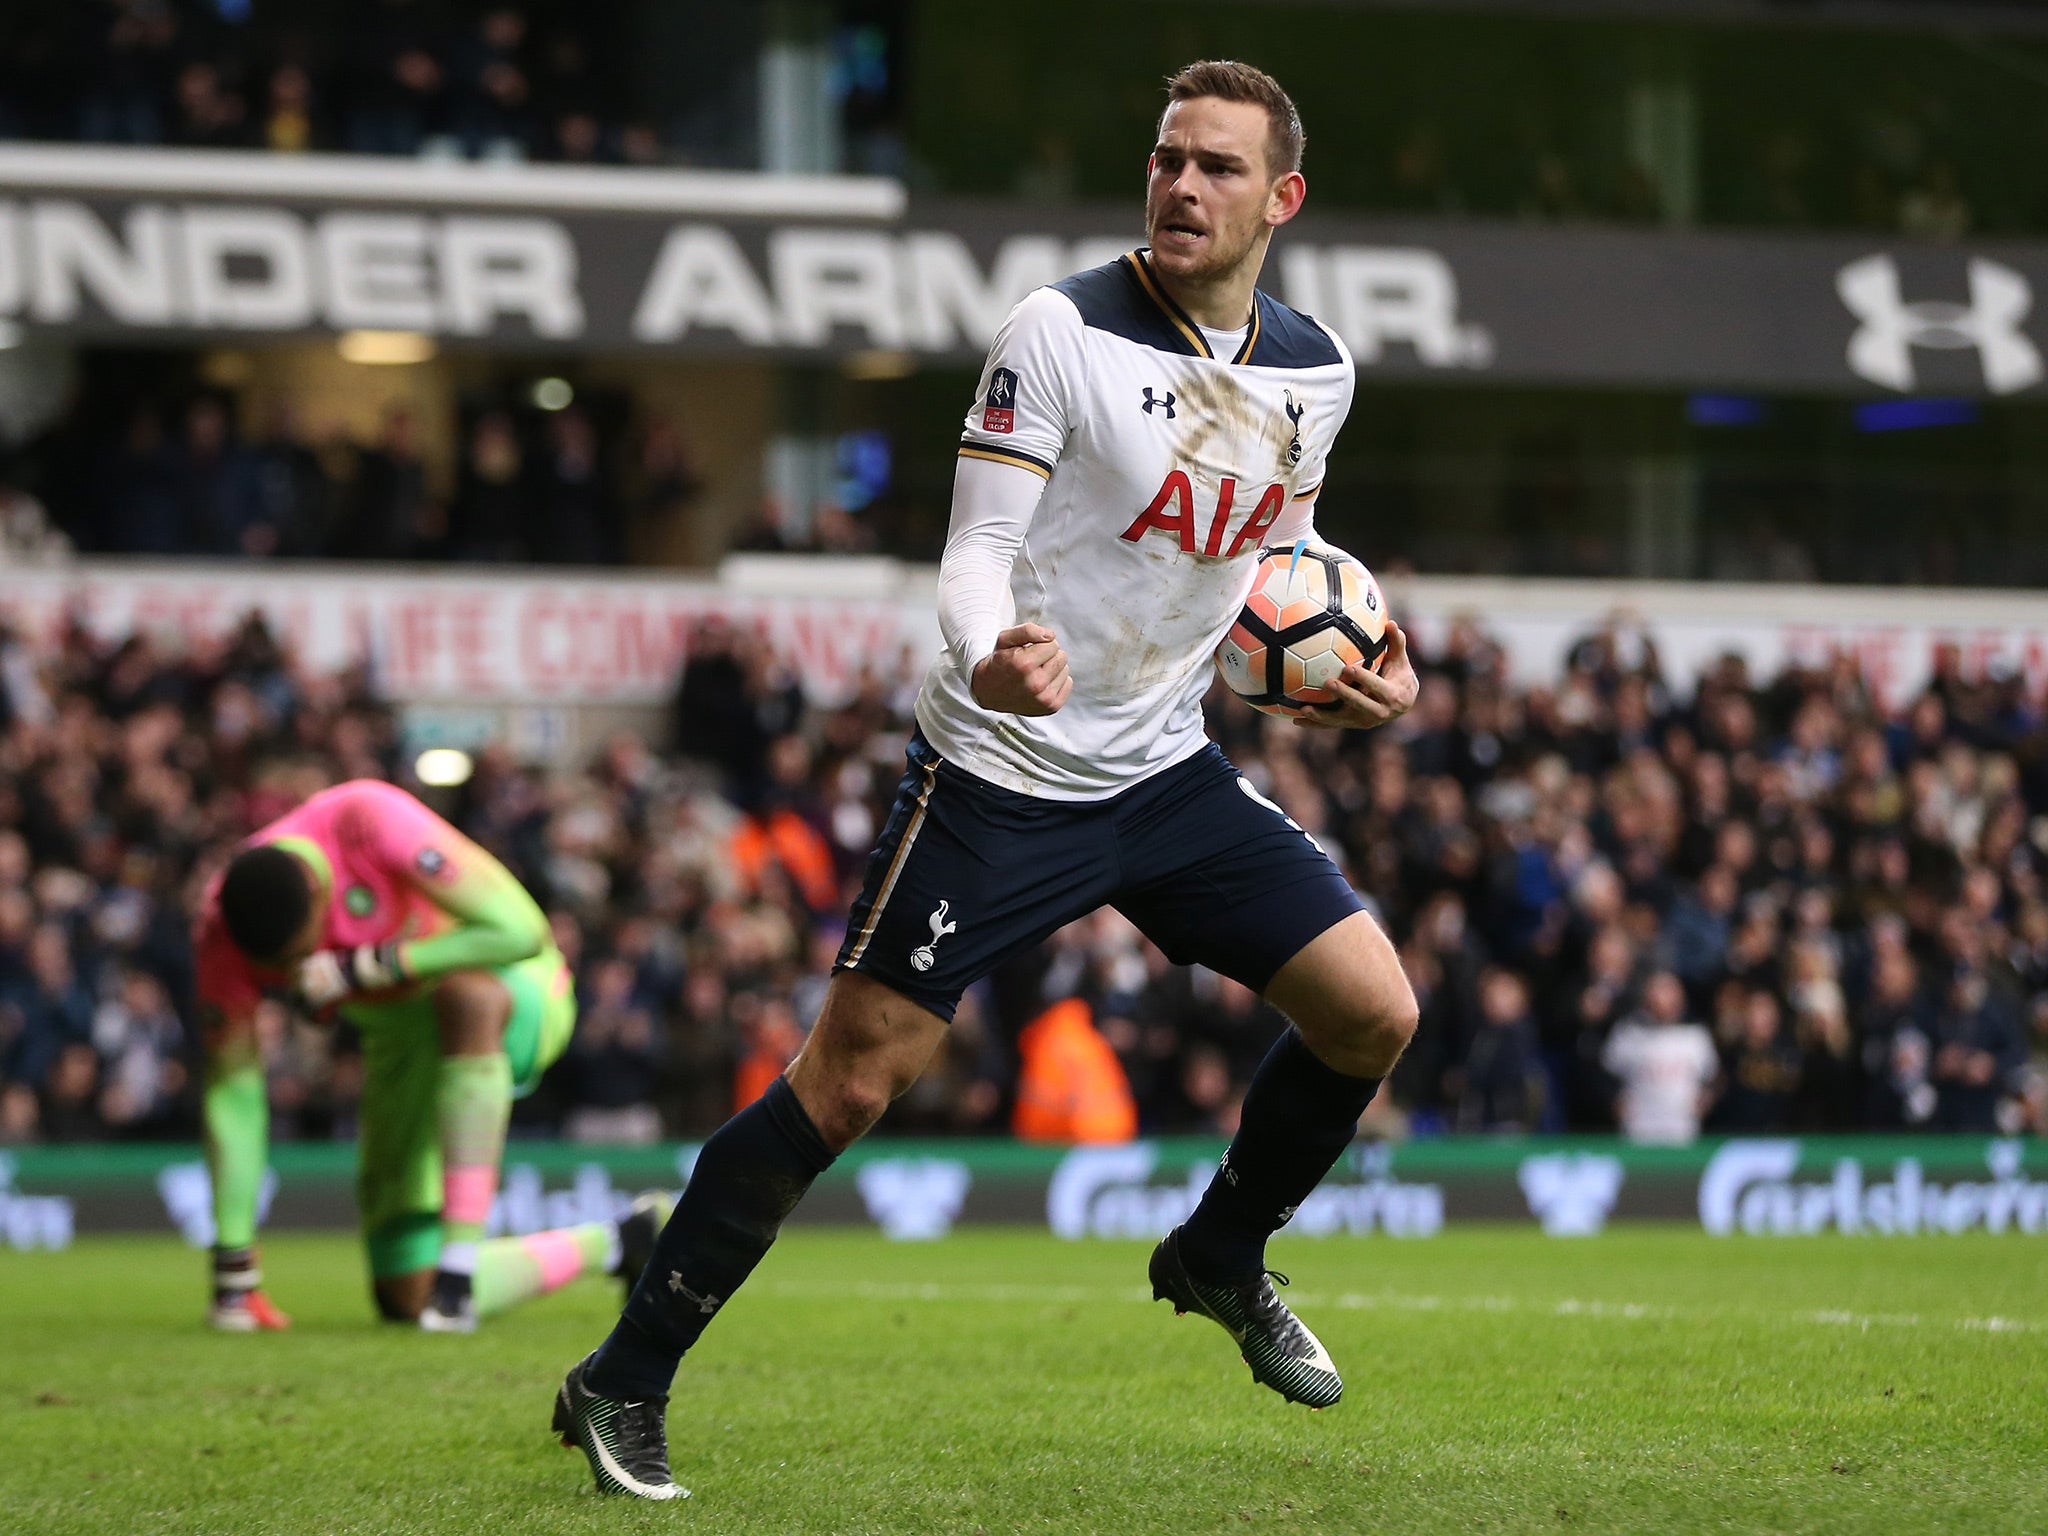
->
xmin=3 ymin=1229 xmax=2046 ymax=1534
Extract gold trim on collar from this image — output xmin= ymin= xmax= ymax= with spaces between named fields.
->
xmin=1127 ymin=250 xmax=1211 ymax=359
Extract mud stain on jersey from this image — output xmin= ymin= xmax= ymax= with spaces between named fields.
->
xmin=1106 ymin=606 xmax=1177 ymax=691
xmin=1165 ymin=365 xmax=1294 ymax=498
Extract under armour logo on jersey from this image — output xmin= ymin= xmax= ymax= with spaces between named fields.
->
xmin=1283 ymin=390 xmax=1306 ymax=466
xmin=1837 ymin=254 xmax=2043 ymax=395
xmin=668 ymin=1272 xmax=722 ymax=1314
xmin=1141 ymin=388 xmax=1176 ymax=418
xmin=910 ymin=899 xmax=957 ymax=972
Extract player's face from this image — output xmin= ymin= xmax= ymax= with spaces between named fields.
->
xmin=1145 ymin=98 xmax=1296 ymax=286
xmin=274 ymin=858 xmax=326 ymax=964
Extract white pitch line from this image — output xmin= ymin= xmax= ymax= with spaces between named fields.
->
xmin=756 ymin=1278 xmax=2043 ymax=1335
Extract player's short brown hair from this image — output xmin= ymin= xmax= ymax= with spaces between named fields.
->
xmin=1163 ymin=60 xmax=1305 ymax=178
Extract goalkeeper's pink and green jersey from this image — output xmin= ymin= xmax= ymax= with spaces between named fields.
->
xmin=195 ymin=779 xmax=553 ymax=1021
xmin=198 ymin=779 xmax=558 ymax=1254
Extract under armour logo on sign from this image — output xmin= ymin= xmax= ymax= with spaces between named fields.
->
xmin=1141 ymin=388 xmax=1176 ymax=417
xmin=1837 ymin=254 xmax=2044 ymax=395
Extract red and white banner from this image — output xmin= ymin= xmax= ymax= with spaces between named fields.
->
xmin=0 ymin=562 xmax=939 ymax=708
xmin=5 ymin=561 xmax=2048 ymax=713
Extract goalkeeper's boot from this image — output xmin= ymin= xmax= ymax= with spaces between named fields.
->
xmin=208 ymin=1246 xmax=291 ymax=1331
xmin=552 ymin=1353 xmax=688 ymax=1501
xmin=1149 ymin=1225 xmax=1343 ymax=1409
xmin=419 ymin=1270 xmax=478 ymax=1334
xmin=613 ymin=1190 xmax=678 ymax=1300
xmin=208 ymin=1288 xmax=292 ymax=1332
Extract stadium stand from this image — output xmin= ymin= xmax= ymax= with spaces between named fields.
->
xmin=2 ymin=608 xmax=2042 ymax=1149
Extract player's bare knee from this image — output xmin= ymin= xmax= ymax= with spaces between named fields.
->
xmin=812 ymin=1076 xmax=893 ymax=1148
xmin=1373 ymin=991 xmax=1421 ymax=1067
xmin=1296 ymin=986 xmax=1416 ymax=1078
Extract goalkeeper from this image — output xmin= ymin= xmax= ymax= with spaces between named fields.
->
xmin=195 ymin=779 xmax=653 ymax=1332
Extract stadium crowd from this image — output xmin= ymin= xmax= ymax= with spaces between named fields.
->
xmin=2 ymin=1 xmax=664 ymax=167
xmin=0 ymin=604 xmax=2044 ymax=1149
xmin=4 ymin=392 xmax=708 ymax=567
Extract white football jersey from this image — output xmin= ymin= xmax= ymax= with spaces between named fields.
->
xmin=915 ymin=248 xmax=1356 ymax=799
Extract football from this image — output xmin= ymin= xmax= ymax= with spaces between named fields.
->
xmin=1214 ymin=540 xmax=1390 ymax=715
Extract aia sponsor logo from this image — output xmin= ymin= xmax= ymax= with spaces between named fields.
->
xmin=1120 ymin=470 xmax=1286 ymax=558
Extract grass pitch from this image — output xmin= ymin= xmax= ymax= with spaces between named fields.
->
xmin=2 ymin=1227 xmax=2045 ymax=1534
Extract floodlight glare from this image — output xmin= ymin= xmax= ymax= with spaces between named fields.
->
xmin=337 ymin=330 xmax=437 ymax=365
xmin=415 ymin=748 xmax=475 ymax=787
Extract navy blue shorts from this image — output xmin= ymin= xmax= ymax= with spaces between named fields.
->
xmin=834 ymin=731 xmax=1365 ymax=1021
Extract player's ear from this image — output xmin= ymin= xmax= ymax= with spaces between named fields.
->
xmin=1265 ymin=169 xmax=1307 ymax=228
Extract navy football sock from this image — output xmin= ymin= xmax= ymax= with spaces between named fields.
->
xmin=585 ymin=1077 xmax=836 ymax=1402
xmin=1176 ymin=1028 xmax=1381 ymax=1282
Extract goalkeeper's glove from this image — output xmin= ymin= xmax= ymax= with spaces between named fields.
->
xmin=294 ymin=943 xmax=405 ymax=1008
xmin=208 ymin=1245 xmax=292 ymax=1332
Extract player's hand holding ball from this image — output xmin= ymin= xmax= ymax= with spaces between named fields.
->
xmin=1292 ymin=619 xmax=1417 ymax=731
xmin=1214 ymin=541 xmax=1419 ymax=730
xmin=972 ymin=624 xmax=1073 ymax=716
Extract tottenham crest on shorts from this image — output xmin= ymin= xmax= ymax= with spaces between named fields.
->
xmin=910 ymin=899 xmax=957 ymax=972
xmin=982 ymin=368 xmax=1018 ymax=434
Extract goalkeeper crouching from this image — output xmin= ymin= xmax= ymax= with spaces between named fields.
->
xmin=195 ymin=779 xmax=667 ymax=1333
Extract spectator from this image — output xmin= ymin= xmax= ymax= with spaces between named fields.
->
xmin=0 ymin=486 xmax=74 ymax=568
xmin=530 ymin=406 xmax=617 ymax=564
xmin=4 ymin=923 xmax=97 ymax=1095
xmin=40 ymin=1040 xmax=103 ymax=1142
xmin=78 ymin=0 xmax=180 ymax=146
xmin=1011 ymin=997 xmax=1137 ymax=1144
xmin=1601 ymin=971 xmax=1718 ymax=1145
xmin=262 ymin=63 xmax=319 ymax=153
xmin=168 ymin=60 xmax=247 ymax=149
xmin=1712 ymin=990 xmax=1802 ymax=1132
xmin=340 ymin=406 xmax=437 ymax=560
xmin=560 ymin=957 xmax=663 ymax=1144
xmin=345 ymin=0 xmax=448 ymax=156
xmin=1453 ymin=968 xmax=1545 ymax=1132
xmin=94 ymin=968 xmax=188 ymax=1134
xmin=451 ymin=7 xmax=536 ymax=160
xmin=1930 ymin=969 xmax=2025 ymax=1132
xmin=449 ymin=410 xmax=529 ymax=561
xmin=93 ymin=406 xmax=186 ymax=554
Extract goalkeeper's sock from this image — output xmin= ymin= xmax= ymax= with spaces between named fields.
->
xmin=473 ymin=1223 xmax=619 ymax=1319
xmin=1175 ymin=1028 xmax=1381 ymax=1282
xmin=435 ymin=1051 xmax=513 ymax=1282
xmin=585 ymin=1076 xmax=836 ymax=1402
xmin=204 ymin=1058 xmax=268 ymax=1251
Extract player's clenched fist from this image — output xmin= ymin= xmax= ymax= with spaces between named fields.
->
xmin=971 ymin=624 xmax=1073 ymax=716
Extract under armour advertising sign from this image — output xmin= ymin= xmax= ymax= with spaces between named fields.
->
xmin=5 ymin=147 xmax=2048 ymax=394
xmin=1837 ymin=255 xmax=2045 ymax=395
